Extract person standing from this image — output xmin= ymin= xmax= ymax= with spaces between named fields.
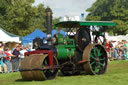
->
xmin=19 ymin=47 xmax=27 ymax=62
xmin=126 ymin=41 xmax=128 ymax=59
xmin=0 ymin=41 xmax=7 ymax=73
xmin=106 ymin=40 xmax=110 ymax=60
xmin=4 ymin=47 xmax=14 ymax=73
xmin=12 ymin=46 xmax=20 ymax=72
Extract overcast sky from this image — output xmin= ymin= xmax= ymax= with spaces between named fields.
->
xmin=34 ymin=0 xmax=96 ymax=18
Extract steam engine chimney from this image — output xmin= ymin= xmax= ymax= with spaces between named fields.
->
xmin=45 ymin=7 xmax=53 ymax=37
xmin=45 ymin=7 xmax=53 ymax=45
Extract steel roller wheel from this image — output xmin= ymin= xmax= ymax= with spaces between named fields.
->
xmin=20 ymin=54 xmax=58 ymax=80
xmin=20 ymin=55 xmax=35 ymax=80
xmin=83 ymin=44 xmax=108 ymax=75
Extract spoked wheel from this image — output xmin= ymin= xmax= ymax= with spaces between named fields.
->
xmin=42 ymin=56 xmax=58 ymax=79
xmin=20 ymin=54 xmax=58 ymax=81
xmin=83 ymin=44 xmax=108 ymax=75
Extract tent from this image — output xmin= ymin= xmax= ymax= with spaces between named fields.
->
xmin=23 ymin=29 xmax=46 ymax=43
xmin=107 ymin=35 xmax=128 ymax=41
xmin=52 ymin=30 xmax=67 ymax=37
xmin=0 ymin=28 xmax=21 ymax=43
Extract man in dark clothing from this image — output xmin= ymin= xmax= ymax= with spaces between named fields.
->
xmin=12 ymin=46 xmax=20 ymax=72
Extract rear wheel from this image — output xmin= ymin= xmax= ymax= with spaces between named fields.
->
xmin=83 ymin=44 xmax=108 ymax=75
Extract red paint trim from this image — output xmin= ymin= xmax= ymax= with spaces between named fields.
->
xmin=48 ymin=51 xmax=53 ymax=66
xmin=25 ymin=50 xmax=53 ymax=66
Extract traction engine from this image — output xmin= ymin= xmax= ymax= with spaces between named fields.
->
xmin=19 ymin=8 xmax=115 ymax=81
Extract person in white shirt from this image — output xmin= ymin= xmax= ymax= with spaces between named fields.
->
xmin=19 ymin=47 xmax=27 ymax=59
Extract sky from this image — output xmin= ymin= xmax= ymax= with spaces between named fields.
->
xmin=34 ymin=0 xmax=96 ymax=18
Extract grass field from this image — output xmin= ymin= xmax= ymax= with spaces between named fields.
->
xmin=0 ymin=60 xmax=128 ymax=85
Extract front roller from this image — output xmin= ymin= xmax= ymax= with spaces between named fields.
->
xmin=83 ymin=43 xmax=108 ymax=75
xmin=20 ymin=54 xmax=58 ymax=81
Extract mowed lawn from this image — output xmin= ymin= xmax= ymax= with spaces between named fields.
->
xmin=0 ymin=60 xmax=128 ymax=85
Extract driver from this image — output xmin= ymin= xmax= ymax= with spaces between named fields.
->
xmin=52 ymin=30 xmax=64 ymax=44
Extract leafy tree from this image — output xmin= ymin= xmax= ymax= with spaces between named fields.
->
xmin=86 ymin=0 xmax=128 ymax=35
xmin=0 ymin=0 xmax=60 ymax=36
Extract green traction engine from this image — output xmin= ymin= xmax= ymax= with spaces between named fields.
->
xmin=19 ymin=8 xmax=116 ymax=81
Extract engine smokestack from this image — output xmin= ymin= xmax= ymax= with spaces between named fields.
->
xmin=45 ymin=7 xmax=53 ymax=36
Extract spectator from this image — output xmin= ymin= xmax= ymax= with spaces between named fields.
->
xmin=118 ymin=46 xmax=125 ymax=60
xmin=109 ymin=41 xmax=113 ymax=59
xmin=127 ymin=42 xmax=128 ymax=59
xmin=111 ymin=41 xmax=118 ymax=59
xmin=112 ymin=47 xmax=118 ymax=59
xmin=19 ymin=46 xmax=27 ymax=61
xmin=106 ymin=40 xmax=110 ymax=59
xmin=12 ymin=43 xmax=19 ymax=52
xmin=122 ymin=40 xmax=127 ymax=59
xmin=26 ymin=46 xmax=31 ymax=52
xmin=4 ymin=47 xmax=14 ymax=73
xmin=12 ymin=46 xmax=20 ymax=72
xmin=19 ymin=44 xmax=23 ymax=50
xmin=0 ymin=41 xmax=7 ymax=73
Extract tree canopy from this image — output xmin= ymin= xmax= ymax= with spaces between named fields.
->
xmin=0 ymin=0 xmax=60 ymax=36
xmin=86 ymin=0 xmax=128 ymax=35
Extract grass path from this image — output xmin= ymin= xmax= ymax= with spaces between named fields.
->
xmin=0 ymin=60 xmax=128 ymax=85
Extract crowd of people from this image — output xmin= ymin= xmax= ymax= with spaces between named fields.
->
xmin=106 ymin=40 xmax=128 ymax=60
xmin=0 ymin=42 xmax=31 ymax=73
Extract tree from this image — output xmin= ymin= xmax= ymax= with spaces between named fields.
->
xmin=0 ymin=0 xmax=60 ymax=36
xmin=86 ymin=0 xmax=128 ymax=35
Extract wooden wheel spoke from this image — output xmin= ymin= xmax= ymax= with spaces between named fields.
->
xmin=99 ymin=62 xmax=103 ymax=66
xmin=90 ymin=53 xmax=95 ymax=59
xmin=90 ymin=61 xmax=95 ymax=66
xmin=97 ymin=48 xmax=102 ymax=57
xmin=99 ymin=58 xmax=104 ymax=61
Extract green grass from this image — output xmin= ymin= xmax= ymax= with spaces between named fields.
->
xmin=0 ymin=60 xmax=128 ymax=85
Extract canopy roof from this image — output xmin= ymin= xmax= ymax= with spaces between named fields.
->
xmin=54 ymin=21 xmax=116 ymax=28
xmin=23 ymin=29 xmax=46 ymax=43
xmin=0 ymin=28 xmax=20 ymax=43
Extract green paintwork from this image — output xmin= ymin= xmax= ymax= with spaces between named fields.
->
xmin=90 ymin=46 xmax=105 ymax=73
xmin=56 ymin=45 xmax=75 ymax=60
xmin=65 ymin=39 xmax=75 ymax=48
xmin=54 ymin=21 xmax=115 ymax=29
xmin=95 ymin=67 xmax=98 ymax=72
xmin=90 ymin=53 xmax=95 ymax=59
xmin=99 ymin=62 xmax=103 ymax=66
xmin=57 ymin=34 xmax=64 ymax=44
xmin=99 ymin=58 xmax=104 ymax=61
xmin=90 ymin=61 xmax=95 ymax=66
xmin=56 ymin=34 xmax=76 ymax=60
xmin=97 ymin=48 xmax=102 ymax=57
xmin=93 ymin=47 xmax=97 ymax=56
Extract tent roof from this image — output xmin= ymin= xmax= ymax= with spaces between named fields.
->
xmin=0 ymin=28 xmax=20 ymax=43
xmin=23 ymin=29 xmax=46 ymax=43
xmin=0 ymin=28 xmax=20 ymax=37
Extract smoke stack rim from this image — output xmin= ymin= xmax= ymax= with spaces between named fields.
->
xmin=45 ymin=7 xmax=53 ymax=14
